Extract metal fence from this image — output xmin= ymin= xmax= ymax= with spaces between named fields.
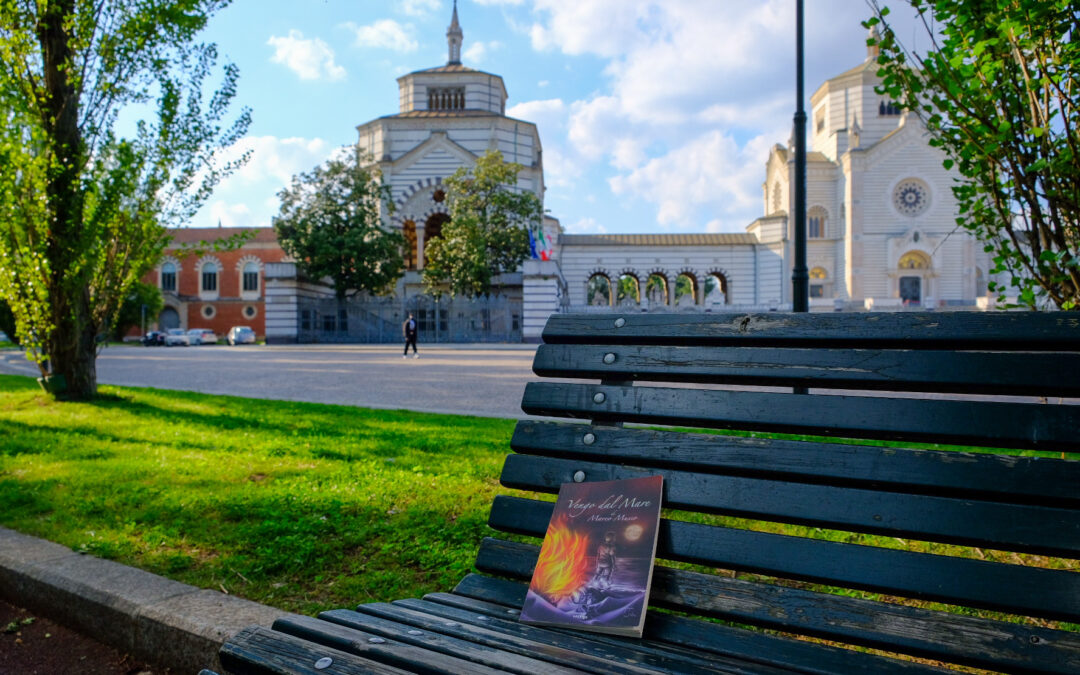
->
xmin=297 ymin=294 xmax=522 ymax=344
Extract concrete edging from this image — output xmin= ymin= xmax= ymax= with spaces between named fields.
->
xmin=0 ymin=527 xmax=293 ymax=673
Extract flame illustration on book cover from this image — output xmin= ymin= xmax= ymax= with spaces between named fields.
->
xmin=520 ymin=474 xmax=663 ymax=637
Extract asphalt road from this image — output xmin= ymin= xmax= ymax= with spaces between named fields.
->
xmin=0 ymin=344 xmax=544 ymax=419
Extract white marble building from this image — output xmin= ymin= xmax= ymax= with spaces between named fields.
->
xmin=265 ymin=11 xmax=990 ymax=344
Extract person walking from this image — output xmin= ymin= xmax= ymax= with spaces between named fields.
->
xmin=403 ymin=313 xmax=418 ymax=358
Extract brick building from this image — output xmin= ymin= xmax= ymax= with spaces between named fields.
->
xmin=145 ymin=227 xmax=288 ymax=340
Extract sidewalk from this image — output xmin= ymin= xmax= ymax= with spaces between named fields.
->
xmin=0 ymin=527 xmax=293 ymax=673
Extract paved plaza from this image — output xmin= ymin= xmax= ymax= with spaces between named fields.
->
xmin=0 ymin=344 xmax=543 ymax=419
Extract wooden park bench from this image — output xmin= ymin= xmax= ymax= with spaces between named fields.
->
xmin=212 ymin=311 xmax=1080 ymax=674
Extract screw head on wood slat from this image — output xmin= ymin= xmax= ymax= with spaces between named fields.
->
xmin=476 ymin=615 xmax=489 ymax=621
xmin=368 ymin=637 xmax=386 ymax=644
xmin=614 ymin=317 xmax=626 ymax=328
xmin=583 ymin=432 xmax=596 ymax=445
xmin=506 ymin=609 xmax=519 ymax=615
xmin=573 ymin=470 xmax=586 ymax=483
xmin=408 ymin=630 xmax=423 ymax=636
xmin=314 ymin=657 xmax=333 ymax=669
xmin=603 ymin=352 xmax=616 ymax=364
xmin=445 ymin=621 xmax=460 ymax=627
xmin=593 ymin=392 xmax=606 ymax=404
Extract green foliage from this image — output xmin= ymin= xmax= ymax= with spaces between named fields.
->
xmin=111 ymin=281 xmax=163 ymax=341
xmin=0 ymin=0 xmax=251 ymax=398
xmin=274 ymin=150 xmax=405 ymax=300
xmin=868 ymin=1 xmax=1080 ymax=309
xmin=423 ymin=150 xmax=541 ymax=297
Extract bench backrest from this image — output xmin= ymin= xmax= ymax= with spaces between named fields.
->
xmin=475 ymin=312 xmax=1080 ymax=674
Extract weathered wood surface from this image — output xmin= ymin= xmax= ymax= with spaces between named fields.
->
xmin=218 ymin=626 xmax=412 ymax=675
xmin=270 ymin=613 xmax=510 ymax=675
xmin=510 ymin=421 xmax=1080 ymax=507
xmin=499 ymin=455 xmax=1080 ymax=558
xmin=541 ymin=312 xmax=1080 ymax=349
xmin=469 ymin=539 xmax=1080 ymax=674
xmin=487 ymin=496 xmax=1080 ymax=621
xmin=534 ymin=343 xmax=1080 ymax=396
xmin=521 ymin=381 xmax=1080 ymax=451
xmin=445 ymin=579 xmax=949 ymax=675
xmin=354 ymin=598 xmax=754 ymax=674
xmin=315 ymin=609 xmax=588 ymax=675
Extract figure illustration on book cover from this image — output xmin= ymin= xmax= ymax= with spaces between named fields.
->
xmin=520 ymin=476 xmax=662 ymax=631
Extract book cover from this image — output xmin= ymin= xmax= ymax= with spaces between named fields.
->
xmin=519 ymin=474 xmax=664 ymax=637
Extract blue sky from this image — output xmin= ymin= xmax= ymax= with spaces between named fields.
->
xmin=190 ymin=0 xmax=920 ymax=235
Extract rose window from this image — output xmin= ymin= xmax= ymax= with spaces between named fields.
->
xmin=893 ymin=180 xmax=930 ymax=217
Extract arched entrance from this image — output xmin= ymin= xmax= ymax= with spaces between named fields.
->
xmin=423 ymin=212 xmax=449 ymax=267
xmin=898 ymin=251 xmax=931 ymax=307
xmin=158 ymin=307 xmax=180 ymax=330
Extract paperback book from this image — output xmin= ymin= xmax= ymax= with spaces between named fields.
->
xmin=519 ymin=474 xmax=664 ymax=637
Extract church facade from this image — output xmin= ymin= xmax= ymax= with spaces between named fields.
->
xmin=260 ymin=11 xmax=993 ymax=344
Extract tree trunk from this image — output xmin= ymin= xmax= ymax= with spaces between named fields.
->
xmin=39 ymin=0 xmax=96 ymax=399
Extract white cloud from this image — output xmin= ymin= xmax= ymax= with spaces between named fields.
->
xmin=609 ymin=131 xmax=772 ymax=231
xmin=191 ymin=136 xmax=338 ymax=228
xmin=398 ymin=0 xmax=441 ymax=17
xmin=209 ymin=201 xmax=254 ymax=229
xmin=463 ymin=40 xmax=503 ymax=63
xmin=519 ymin=0 xmax=901 ymax=230
xmin=538 ymin=80 xmax=549 ymax=88
xmin=267 ymin=31 xmax=346 ymax=81
xmin=566 ymin=217 xmax=606 ymax=233
xmin=344 ymin=19 xmax=418 ymax=53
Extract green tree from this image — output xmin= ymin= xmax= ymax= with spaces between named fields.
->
xmin=111 ymin=281 xmax=163 ymax=341
xmin=273 ymin=151 xmax=405 ymax=300
xmin=0 ymin=299 xmax=15 ymax=344
xmin=868 ymin=1 xmax=1080 ymax=309
xmin=423 ymin=150 xmax=542 ymax=297
xmin=0 ymin=0 xmax=251 ymax=398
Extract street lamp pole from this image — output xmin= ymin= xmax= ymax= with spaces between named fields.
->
xmin=792 ymin=0 xmax=809 ymax=312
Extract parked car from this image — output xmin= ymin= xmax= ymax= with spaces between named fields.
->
xmin=164 ymin=328 xmax=190 ymax=346
xmin=227 ymin=326 xmax=256 ymax=346
xmin=188 ymin=328 xmax=217 ymax=345
xmin=141 ymin=331 xmax=166 ymax=346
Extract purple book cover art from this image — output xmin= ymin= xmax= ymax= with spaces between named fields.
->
xmin=519 ymin=475 xmax=663 ymax=636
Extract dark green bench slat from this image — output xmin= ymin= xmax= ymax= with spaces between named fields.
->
xmin=271 ymin=613 xmax=510 ymax=675
xmin=388 ymin=597 xmax=773 ymax=675
xmin=354 ymin=599 xmax=730 ymax=674
xmin=521 ymin=381 xmax=1080 ymax=451
xmin=218 ymin=626 xmax=412 ymax=675
xmin=316 ymin=609 xmax=588 ymax=675
xmin=511 ymin=421 xmax=1080 ymax=507
xmin=533 ymin=344 xmax=1080 ymax=396
xmin=541 ymin=312 xmax=1080 ymax=349
xmin=470 ymin=539 xmax=1080 ymax=675
xmin=449 ymin=575 xmax=950 ymax=675
xmin=422 ymin=591 xmax=747 ymax=674
xmin=488 ymin=496 xmax=1080 ymax=622
xmin=499 ymin=455 xmax=1080 ymax=558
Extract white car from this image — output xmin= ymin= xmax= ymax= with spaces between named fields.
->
xmin=188 ymin=328 xmax=217 ymax=345
xmin=227 ymin=326 xmax=256 ymax=345
xmin=164 ymin=329 xmax=190 ymax=346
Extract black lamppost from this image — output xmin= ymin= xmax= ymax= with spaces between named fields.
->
xmin=792 ymin=0 xmax=809 ymax=312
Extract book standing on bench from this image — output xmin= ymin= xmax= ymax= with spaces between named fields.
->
xmin=519 ymin=475 xmax=663 ymax=638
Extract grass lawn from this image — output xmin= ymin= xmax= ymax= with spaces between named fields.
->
xmin=0 ymin=374 xmax=519 ymax=615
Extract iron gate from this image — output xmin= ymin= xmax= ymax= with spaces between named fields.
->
xmin=297 ymin=294 xmax=522 ymax=344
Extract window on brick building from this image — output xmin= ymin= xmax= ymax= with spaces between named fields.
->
xmin=161 ymin=262 xmax=176 ymax=292
xmin=202 ymin=262 xmax=217 ymax=292
xmin=242 ymin=262 xmax=259 ymax=292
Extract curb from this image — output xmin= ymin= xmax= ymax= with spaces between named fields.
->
xmin=0 ymin=527 xmax=295 ymax=673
